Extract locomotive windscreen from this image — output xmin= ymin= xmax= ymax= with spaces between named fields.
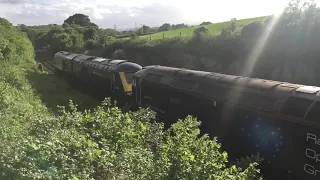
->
xmin=125 ymin=72 xmax=134 ymax=83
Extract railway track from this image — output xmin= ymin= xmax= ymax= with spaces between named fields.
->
xmin=41 ymin=61 xmax=56 ymax=73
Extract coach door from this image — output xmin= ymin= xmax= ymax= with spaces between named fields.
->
xmin=135 ymin=78 xmax=142 ymax=105
xmin=111 ymin=73 xmax=116 ymax=92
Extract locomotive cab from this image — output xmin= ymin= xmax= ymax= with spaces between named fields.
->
xmin=106 ymin=60 xmax=142 ymax=97
xmin=110 ymin=61 xmax=142 ymax=95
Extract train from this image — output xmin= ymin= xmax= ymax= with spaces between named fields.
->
xmin=54 ymin=51 xmax=142 ymax=105
xmin=52 ymin=51 xmax=320 ymax=180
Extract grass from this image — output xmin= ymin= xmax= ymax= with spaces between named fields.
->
xmin=26 ymin=69 xmax=100 ymax=114
xmin=138 ymin=16 xmax=269 ymax=40
xmin=30 ymin=51 xmax=100 ymax=114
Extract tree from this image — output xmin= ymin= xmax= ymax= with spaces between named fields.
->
xmin=0 ymin=17 xmax=12 ymax=27
xmin=193 ymin=26 xmax=209 ymax=37
xmin=158 ymin=23 xmax=171 ymax=32
xmin=48 ymin=26 xmax=64 ymax=39
xmin=241 ymin=22 xmax=262 ymax=40
xmin=136 ymin=25 xmax=151 ymax=35
xmin=0 ymin=35 xmax=10 ymax=59
xmin=142 ymin=25 xmax=151 ymax=34
xmin=89 ymin=22 xmax=98 ymax=27
xmin=172 ymin=23 xmax=188 ymax=29
xmin=35 ymin=32 xmax=50 ymax=50
xmin=17 ymin=24 xmax=37 ymax=45
xmin=103 ymin=28 xmax=117 ymax=37
xmin=97 ymin=35 xmax=115 ymax=46
xmin=70 ymin=33 xmax=84 ymax=49
xmin=83 ymin=27 xmax=97 ymax=40
xmin=228 ymin=18 xmax=237 ymax=32
xmin=200 ymin=22 xmax=212 ymax=25
xmin=63 ymin=14 xmax=95 ymax=27
xmin=51 ymin=33 xmax=73 ymax=52
xmin=130 ymin=33 xmax=138 ymax=39
xmin=0 ymin=17 xmax=34 ymax=62
xmin=112 ymin=49 xmax=127 ymax=59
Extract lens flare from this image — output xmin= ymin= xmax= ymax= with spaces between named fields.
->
xmin=241 ymin=14 xmax=282 ymax=77
xmin=220 ymin=8 xmax=285 ymax=133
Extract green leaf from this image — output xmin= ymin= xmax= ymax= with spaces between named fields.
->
xmin=95 ymin=149 xmax=102 ymax=156
xmin=87 ymin=139 xmax=93 ymax=147
xmin=190 ymin=154 xmax=195 ymax=161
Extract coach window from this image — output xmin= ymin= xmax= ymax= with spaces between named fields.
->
xmin=196 ymin=83 xmax=225 ymax=99
xmin=171 ymin=78 xmax=197 ymax=91
xmin=144 ymin=74 xmax=163 ymax=83
xmin=306 ymin=101 xmax=320 ymax=122
xmin=280 ymin=97 xmax=313 ymax=118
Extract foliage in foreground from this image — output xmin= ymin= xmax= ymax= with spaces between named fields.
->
xmin=0 ymin=98 xmax=260 ymax=180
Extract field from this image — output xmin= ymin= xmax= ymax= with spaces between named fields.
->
xmin=139 ymin=16 xmax=269 ymax=40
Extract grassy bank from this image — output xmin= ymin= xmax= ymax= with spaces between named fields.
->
xmin=139 ymin=16 xmax=268 ymax=40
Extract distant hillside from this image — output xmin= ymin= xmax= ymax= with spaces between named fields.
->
xmin=138 ymin=16 xmax=269 ymax=40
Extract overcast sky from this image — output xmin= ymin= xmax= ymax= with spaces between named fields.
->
xmin=0 ymin=0 xmax=291 ymax=29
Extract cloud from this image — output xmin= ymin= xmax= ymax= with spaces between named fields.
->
xmin=0 ymin=0 xmax=26 ymax=4
xmin=0 ymin=0 xmax=186 ymax=29
xmin=94 ymin=3 xmax=186 ymax=29
xmin=0 ymin=0 xmax=287 ymax=29
xmin=0 ymin=0 xmax=42 ymax=4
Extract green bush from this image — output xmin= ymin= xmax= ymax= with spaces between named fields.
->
xmin=193 ymin=26 xmax=209 ymax=37
xmin=0 ymin=18 xmax=34 ymax=63
xmin=85 ymin=39 xmax=99 ymax=49
xmin=51 ymin=33 xmax=73 ymax=53
xmin=112 ymin=49 xmax=127 ymax=59
xmin=0 ymin=99 xmax=258 ymax=180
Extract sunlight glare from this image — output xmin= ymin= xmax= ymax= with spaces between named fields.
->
xmin=241 ymin=13 xmax=282 ymax=77
xmin=219 ymin=9 xmax=285 ymax=134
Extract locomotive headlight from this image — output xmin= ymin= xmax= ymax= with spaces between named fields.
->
xmin=126 ymin=91 xmax=132 ymax=95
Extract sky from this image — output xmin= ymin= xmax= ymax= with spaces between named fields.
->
xmin=0 ymin=0 xmax=291 ymax=30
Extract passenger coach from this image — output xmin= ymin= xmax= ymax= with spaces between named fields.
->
xmin=53 ymin=51 xmax=142 ymax=102
xmin=132 ymin=65 xmax=320 ymax=180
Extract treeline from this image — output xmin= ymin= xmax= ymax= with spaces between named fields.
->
xmin=21 ymin=0 xmax=320 ymax=86
xmin=18 ymin=14 xmax=117 ymax=53
xmin=157 ymin=23 xmax=189 ymax=32
xmin=100 ymin=0 xmax=320 ymax=86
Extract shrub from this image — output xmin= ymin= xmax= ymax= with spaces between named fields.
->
xmin=130 ymin=33 xmax=138 ymax=39
xmin=0 ymin=99 xmax=258 ymax=180
xmin=85 ymin=39 xmax=100 ymax=49
xmin=51 ymin=33 xmax=73 ymax=53
xmin=112 ymin=49 xmax=127 ymax=59
xmin=193 ymin=26 xmax=209 ymax=38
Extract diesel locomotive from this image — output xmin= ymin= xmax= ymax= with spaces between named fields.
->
xmin=53 ymin=51 xmax=320 ymax=180
xmin=54 ymin=51 xmax=142 ymax=104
